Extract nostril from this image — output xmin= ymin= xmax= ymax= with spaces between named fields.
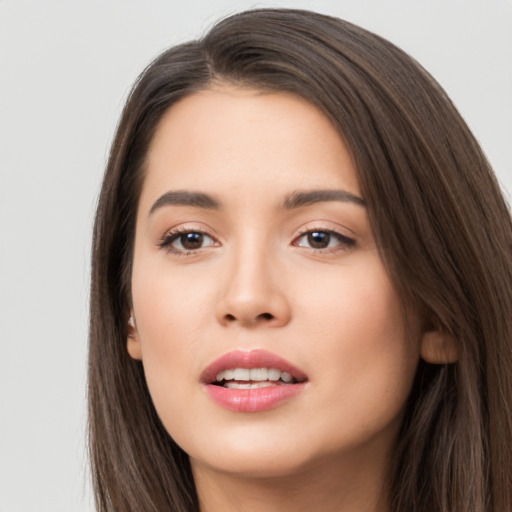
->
xmin=221 ymin=311 xmax=278 ymax=325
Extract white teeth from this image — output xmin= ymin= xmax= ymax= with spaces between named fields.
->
xmin=216 ymin=369 xmax=234 ymax=381
xmin=215 ymin=367 xmax=295 ymax=384
xmin=225 ymin=382 xmax=251 ymax=389
xmin=225 ymin=381 xmax=274 ymax=389
xmin=281 ymin=372 xmax=293 ymax=383
xmin=233 ymin=368 xmax=250 ymax=380
xmin=249 ymin=368 xmax=267 ymax=381
xmin=267 ymin=368 xmax=281 ymax=381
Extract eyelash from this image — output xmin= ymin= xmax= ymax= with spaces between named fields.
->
xmin=158 ymin=227 xmax=218 ymax=256
xmin=158 ymin=227 xmax=356 ymax=255
xmin=293 ymin=228 xmax=356 ymax=253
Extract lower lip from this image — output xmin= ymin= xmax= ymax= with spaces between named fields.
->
xmin=205 ymin=383 xmax=307 ymax=412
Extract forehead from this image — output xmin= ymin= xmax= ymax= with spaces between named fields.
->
xmin=141 ymin=85 xmax=361 ymax=208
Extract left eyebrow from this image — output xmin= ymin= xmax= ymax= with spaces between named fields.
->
xmin=149 ymin=190 xmax=221 ymax=215
xmin=282 ymin=189 xmax=365 ymax=209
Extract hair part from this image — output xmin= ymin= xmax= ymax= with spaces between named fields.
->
xmin=89 ymin=8 xmax=512 ymax=511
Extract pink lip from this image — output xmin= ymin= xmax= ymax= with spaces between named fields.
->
xmin=201 ymin=349 xmax=308 ymax=413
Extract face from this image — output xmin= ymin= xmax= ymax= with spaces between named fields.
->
xmin=129 ymin=86 xmax=422 ymax=480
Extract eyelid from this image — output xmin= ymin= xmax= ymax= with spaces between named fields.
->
xmin=292 ymin=224 xmax=356 ymax=252
xmin=157 ymin=224 xmax=220 ymax=255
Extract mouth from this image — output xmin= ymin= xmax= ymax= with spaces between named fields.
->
xmin=213 ymin=367 xmax=303 ymax=388
xmin=201 ymin=350 xmax=308 ymax=412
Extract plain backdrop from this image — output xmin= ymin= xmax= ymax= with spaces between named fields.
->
xmin=0 ymin=1 xmax=511 ymax=511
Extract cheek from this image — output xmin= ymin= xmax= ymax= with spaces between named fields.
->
xmin=297 ymin=258 xmax=407 ymax=352
xmin=129 ymin=256 xmax=216 ymax=407
xmin=297 ymin=258 xmax=419 ymax=426
xmin=130 ymin=268 xmax=212 ymax=449
xmin=131 ymin=257 xmax=214 ymax=343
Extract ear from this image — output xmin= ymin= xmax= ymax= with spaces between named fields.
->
xmin=126 ymin=314 xmax=142 ymax=360
xmin=420 ymin=330 xmax=459 ymax=364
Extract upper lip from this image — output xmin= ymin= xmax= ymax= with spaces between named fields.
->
xmin=201 ymin=349 xmax=308 ymax=384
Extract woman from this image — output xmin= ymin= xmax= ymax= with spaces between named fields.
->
xmin=88 ymin=8 xmax=512 ymax=512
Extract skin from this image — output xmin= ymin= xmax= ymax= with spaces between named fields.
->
xmin=128 ymin=85 xmax=456 ymax=512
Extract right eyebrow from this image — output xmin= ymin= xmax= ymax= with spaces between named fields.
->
xmin=282 ymin=189 xmax=365 ymax=209
xmin=149 ymin=190 xmax=221 ymax=215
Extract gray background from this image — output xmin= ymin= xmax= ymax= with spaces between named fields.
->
xmin=1 ymin=1 xmax=511 ymax=511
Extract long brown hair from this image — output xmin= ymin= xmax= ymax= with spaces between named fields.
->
xmin=88 ymin=9 xmax=512 ymax=511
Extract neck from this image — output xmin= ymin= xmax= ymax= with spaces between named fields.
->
xmin=192 ymin=449 xmax=391 ymax=512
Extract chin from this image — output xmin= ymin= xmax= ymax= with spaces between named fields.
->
xmin=186 ymin=425 xmax=333 ymax=480
xmin=194 ymin=451 xmax=317 ymax=480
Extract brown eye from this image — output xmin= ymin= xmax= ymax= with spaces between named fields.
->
xmin=294 ymin=230 xmax=356 ymax=251
xmin=307 ymin=231 xmax=331 ymax=249
xmin=161 ymin=230 xmax=217 ymax=253
xmin=179 ymin=232 xmax=204 ymax=250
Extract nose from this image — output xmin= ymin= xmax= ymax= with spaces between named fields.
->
xmin=215 ymin=249 xmax=292 ymax=328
